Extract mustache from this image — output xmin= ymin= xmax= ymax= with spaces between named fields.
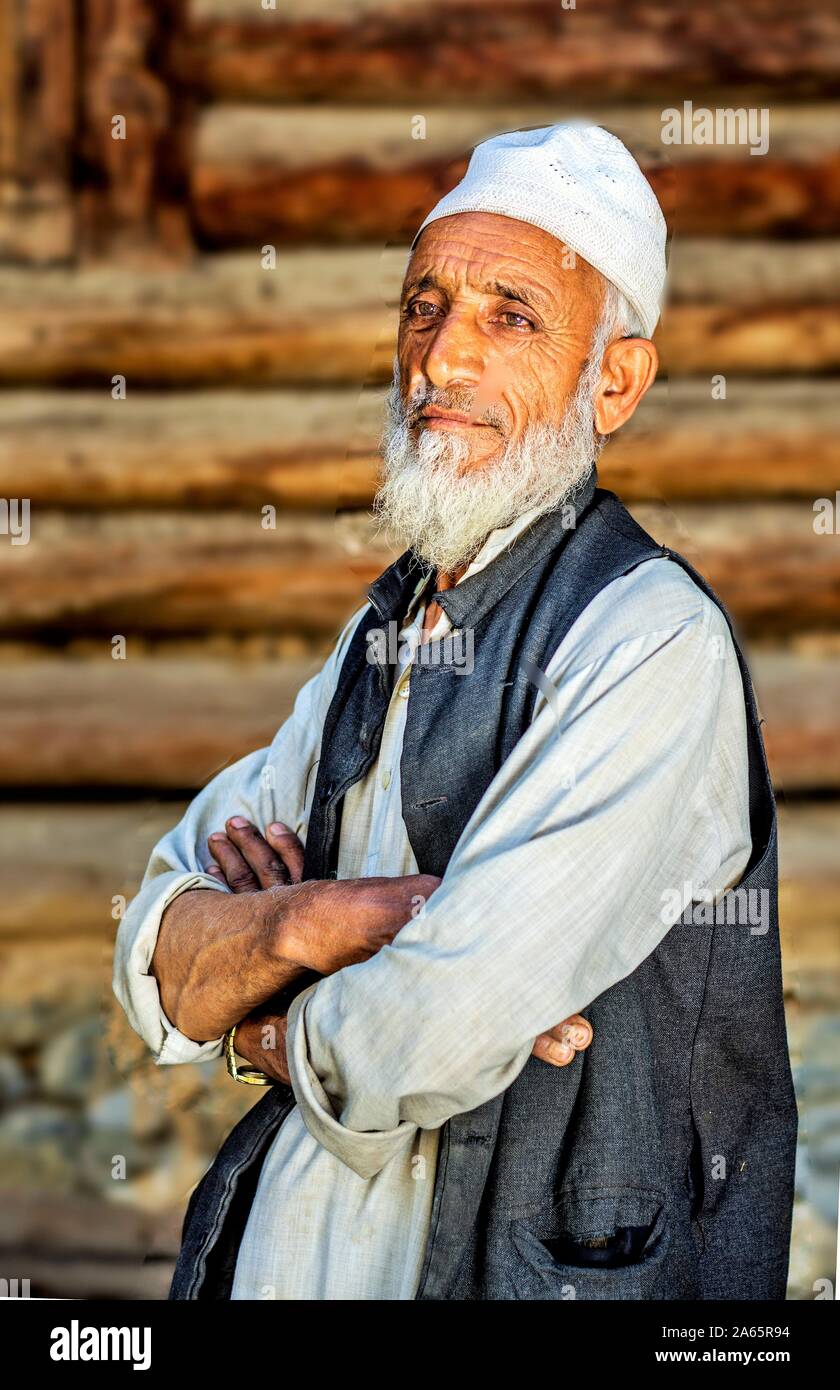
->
xmin=403 ymin=385 xmax=511 ymax=434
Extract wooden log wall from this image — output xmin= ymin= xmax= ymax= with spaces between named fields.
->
xmin=0 ymin=0 xmax=838 ymax=1298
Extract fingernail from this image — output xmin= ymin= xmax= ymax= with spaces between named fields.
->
xmin=550 ymin=1042 xmax=575 ymax=1065
xmin=229 ymin=817 xmax=249 ymax=829
xmin=208 ymin=833 xmax=227 ymax=843
xmin=268 ymin=822 xmax=288 ymax=835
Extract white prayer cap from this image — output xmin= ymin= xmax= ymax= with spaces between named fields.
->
xmin=410 ymin=124 xmax=668 ymax=339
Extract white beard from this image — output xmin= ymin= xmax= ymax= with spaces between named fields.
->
xmin=374 ymin=358 xmax=607 ymax=575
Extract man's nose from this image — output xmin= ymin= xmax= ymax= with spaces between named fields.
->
xmin=421 ymin=308 xmax=486 ymax=392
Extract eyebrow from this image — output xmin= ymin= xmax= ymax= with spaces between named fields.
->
xmin=401 ymin=273 xmax=551 ymax=315
xmin=487 ymin=280 xmax=551 ymax=314
xmin=401 ymin=273 xmax=441 ymax=300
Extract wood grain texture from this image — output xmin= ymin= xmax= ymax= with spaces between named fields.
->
xmin=190 ymin=104 xmax=840 ymax=243
xmin=3 ymin=380 xmax=839 ymax=506
xmin=76 ymin=0 xmax=193 ymax=265
xmin=778 ymin=808 xmax=840 ymax=1004
xmin=0 ymin=653 xmax=321 ymax=791
xmin=180 ymin=0 xmax=840 ymax=103
xmin=0 ymin=644 xmax=837 ymax=792
xmin=1 ymin=243 xmax=837 ymax=384
xmin=1 ymin=504 xmax=838 ymax=639
xmin=657 ymin=304 xmax=840 ymax=373
xmin=0 ymin=510 xmax=387 ymax=638
xmin=190 ymin=103 xmax=840 ymax=174
xmin=0 ymin=0 xmax=76 ymax=263
xmin=0 ymin=803 xmax=201 ymax=935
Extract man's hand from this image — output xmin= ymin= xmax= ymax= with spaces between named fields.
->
xmin=209 ymin=819 xmax=593 ymax=1071
xmin=152 ymin=821 xmax=437 ymax=1043
xmin=206 ymin=816 xmax=439 ymax=976
xmin=531 ymin=1016 xmax=593 ymax=1068
xmin=234 ymin=1008 xmax=291 ymax=1087
xmin=206 ymin=817 xmax=304 ymax=891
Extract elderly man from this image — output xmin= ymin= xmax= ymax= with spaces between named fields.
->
xmin=114 ymin=125 xmax=797 ymax=1301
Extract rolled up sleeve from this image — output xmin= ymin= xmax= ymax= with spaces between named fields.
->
xmin=285 ymin=983 xmax=417 ymax=1178
xmin=112 ymin=605 xmax=368 ymax=1064
xmin=112 ymin=744 xmax=274 ymax=1065
xmin=113 ymin=867 xmax=230 ymax=1064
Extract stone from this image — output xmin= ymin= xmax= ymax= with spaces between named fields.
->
xmin=0 ymin=1051 xmax=29 ymax=1102
xmin=39 ymin=1016 xmax=108 ymax=1102
xmin=0 ymin=1104 xmax=83 ymax=1193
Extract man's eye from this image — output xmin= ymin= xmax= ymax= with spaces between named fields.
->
xmin=407 ymin=300 xmax=440 ymax=319
xmin=499 ymin=310 xmax=535 ymax=330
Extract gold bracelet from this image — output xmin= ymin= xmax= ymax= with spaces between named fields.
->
xmin=223 ymin=1023 xmax=273 ymax=1086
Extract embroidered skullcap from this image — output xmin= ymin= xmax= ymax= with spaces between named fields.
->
xmin=411 ymin=124 xmax=667 ymax=338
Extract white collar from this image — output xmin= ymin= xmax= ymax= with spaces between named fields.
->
xmin=402 ymin=503 xmax=548 ymax=641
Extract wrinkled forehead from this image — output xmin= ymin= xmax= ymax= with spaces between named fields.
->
xmin=404 ymin=210 xmax=603 ymax=309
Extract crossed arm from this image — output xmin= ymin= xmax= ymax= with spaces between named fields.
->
xmin=118 ymin=563 xmax=743 ymax=1180
xmin=114 ymin=599 xmax=591 ymax=1098
xmin=151 ymin=817 xmax=593 ymax=1086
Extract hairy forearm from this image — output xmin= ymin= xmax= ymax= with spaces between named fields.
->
xmin=152 ymin=884 xmax=310 ymax=1043
xmin=152 ymin=870 xmax=439 ymax=1045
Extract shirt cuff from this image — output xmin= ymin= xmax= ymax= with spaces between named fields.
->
xmin=113 ymin=869 xmax=228 ymax=1064
xmin=157 ymin=1002 xmax=225 ymax=1066
xmin=153 ymin=875 xmax=227 ymax=1064
xmin=286 ymin=982 xmax=418 ymax=1179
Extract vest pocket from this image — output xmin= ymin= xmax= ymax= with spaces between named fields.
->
xmin=508 ymin=1185 xmax=669 ymax=1300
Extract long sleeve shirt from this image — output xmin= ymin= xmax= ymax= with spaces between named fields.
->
xmin=113 ymin=506 xmax=752 ymax=1300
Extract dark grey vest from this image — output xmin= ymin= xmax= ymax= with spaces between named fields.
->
xmin=170 ymin=478 xmax=797 ymax=1301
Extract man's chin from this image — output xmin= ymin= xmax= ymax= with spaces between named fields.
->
xmin=411 ymin=424 xmax=508 ymax=473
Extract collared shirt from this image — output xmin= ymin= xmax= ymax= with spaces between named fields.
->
xmin=113 ymin=504 xmax=752 ymax=1300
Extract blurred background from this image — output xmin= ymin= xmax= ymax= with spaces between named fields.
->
xmin=0 ymin=0 xmax=838 ymax=1298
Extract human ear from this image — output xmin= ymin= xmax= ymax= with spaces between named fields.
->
xmin=593 ymin=337 xmax=658 ymax=436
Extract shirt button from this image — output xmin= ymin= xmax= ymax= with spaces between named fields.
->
xmin=381 ymin=768 xmax=392 ymax=790
xmin=399 ymin=679 xmax=410 ymax=698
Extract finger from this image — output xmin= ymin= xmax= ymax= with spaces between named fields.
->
xmin=266 ymin=822 xmax=305 ymax=884
xmin=543 ymin=1015 xmax=593 ymax=1052
xmin=531 ymin=1033 xmax=576 ymax=1067
xmin=207 ymin=833 xmax=260 ymax=893
xmin=225 ymin=817 xmax=291 ymax=890
xmin=205 ymin=864 xmax=226 ymax=882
